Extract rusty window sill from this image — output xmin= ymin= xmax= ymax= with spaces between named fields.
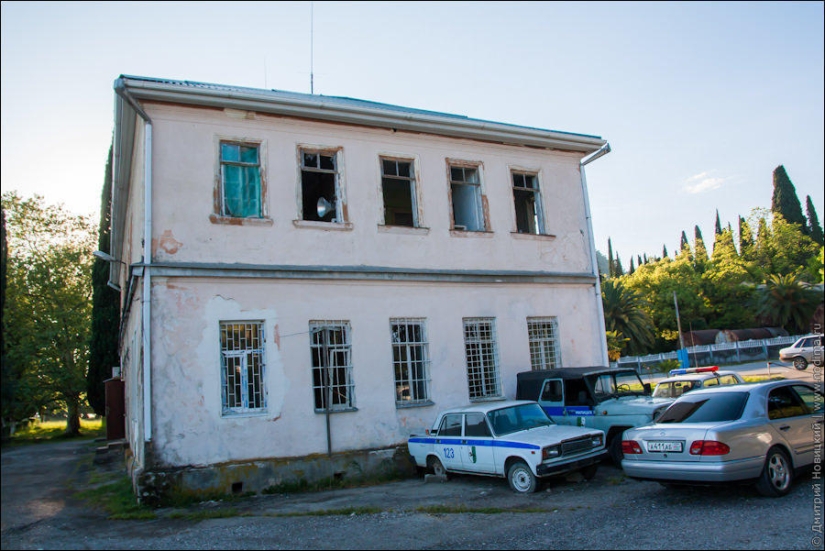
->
xmin=209 ymin=214 xmax=273 ymax=227
xmin=293 ymin=220 xmax=354 ymax=231
xmin=377 ymin=225 xmax=430 ymax=236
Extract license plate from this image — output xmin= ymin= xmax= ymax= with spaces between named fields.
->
xmin=647 ymin=440 xmax=683 ymax=453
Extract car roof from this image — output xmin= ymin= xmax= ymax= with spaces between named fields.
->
xmin=437 ymin=400 xmax=538 ymax=415
xmin=671 ymin=378 xmax=815 ymax=399
xmin=656 ymin=371 xmax=741 ymax=383
xmin=515 ymin=367 xmax=631 ymax=400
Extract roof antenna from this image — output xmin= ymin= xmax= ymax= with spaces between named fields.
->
xmin=310 ymin=1 xmax=314 ymax=94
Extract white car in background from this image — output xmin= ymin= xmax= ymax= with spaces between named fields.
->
xmin=778 ymin=334 xmax=824 ymax=371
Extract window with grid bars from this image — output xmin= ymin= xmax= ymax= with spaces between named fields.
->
xmin=512 ymin=172 xmax=544 ymax=234
xmin=310 ymin=321 xmax=355 ymax=411
xmin=528 ymin=317 xmax=561 ymax=370
xmin=220 ymin=322 xmax=266 ymax=415
xmin=219 ymin=141 xmax=262 ymax=218
xmin=463 ymin=318 xmax=502 ymax=400
xmin=390 ymin=318 xmax=431 ymax=404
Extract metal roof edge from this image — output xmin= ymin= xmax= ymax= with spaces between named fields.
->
xmin=117 ymin=75 xmax=606 ymax=153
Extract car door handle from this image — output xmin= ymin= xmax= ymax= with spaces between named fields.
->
xmin=779 ymin=425 xmax=791 ymax=431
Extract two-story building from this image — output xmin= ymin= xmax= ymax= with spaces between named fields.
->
xmin=106 ymin=75 xmax=611 ymax=503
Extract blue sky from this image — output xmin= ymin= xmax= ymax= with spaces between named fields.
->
xmin=2 ymin=1 xmax=823 ymax=262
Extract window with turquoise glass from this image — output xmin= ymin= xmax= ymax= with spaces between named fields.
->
xmin=220 ymin=141 xmax=262 ymax=218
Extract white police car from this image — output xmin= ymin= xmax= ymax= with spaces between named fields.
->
xmin=407 ymin=400 xmax=606 ymax=493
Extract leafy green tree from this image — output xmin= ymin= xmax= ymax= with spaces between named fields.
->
xmin=753 ymin=272 xmax=821 ymax=333
xmin=771 ymin=165 xmax=806 ymax=228
xmin=88 ymin=146 xmax=120 ymax=416
xmin=805 ymin=195 xmax=824 ymax=246
xmin=2 ymin=192 xmax=95 ymax=436
xmin=601 ymin=278 xmax=656 ymax=355
xmin=605 ymin=330 xmax=629 ymax=362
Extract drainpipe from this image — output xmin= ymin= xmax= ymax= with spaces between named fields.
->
xmin=115 ymin=80 xmax=154 ymax=444
xmin=580 ymin=143 xmax=611 ymax=366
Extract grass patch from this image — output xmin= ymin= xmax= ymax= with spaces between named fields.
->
xmin=743 ymin=375 xmax=785 ymax=383
xmin=262 ymin=470 xmax=407 ymax=496
xmin=6 ymin=418 xmax=105 ymax=444
xmin=75 ymin=476 xmax=156 ymax=520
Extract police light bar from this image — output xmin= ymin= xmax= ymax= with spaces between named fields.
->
xmin=668 ymin=366 xmax=720 ymax=376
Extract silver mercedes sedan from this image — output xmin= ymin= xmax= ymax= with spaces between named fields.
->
xmin=620 ymin=379 xmax=823 ymax=497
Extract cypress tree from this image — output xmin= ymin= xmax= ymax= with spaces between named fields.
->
xmin=805 ymin=195 xmax=824 ymax=246
xmin=694 ymin=225 xmax=709 ymax=265
xmin=607 ymin=240 xmax=613 ymax=277
xmin=771 ymin=165 xmax=806 ymax=227
xmin=87 ymin=145 xmax=121 ymax=416
xmin=715 ymin=209 xmax=722 ymax=235
xmin=662 ymin=244 xmax=669 ymax=258
xmin=738 ymin=216 xmax=754 ymax=258
xmin=628 ymin=256 xmax=635 ymax=275
xmin=637 ymin=254 xmax=643 ymax=267
xmin=614 ymin=253 xmax=624 ymax=276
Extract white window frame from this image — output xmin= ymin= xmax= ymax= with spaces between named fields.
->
xmin=220 ymin=321 xmax=267 ymax=415
xmin=463 ymin=318 xmax=502 ymax=400
xmin=390 ymin=318 xmax=431 ymax=405
xmin=380 ymin=157 xmax=419 ymax=227
xmin=512 ymin=171 xmax=545 ymax=235
xmin=527 ymin=317 xmax=562 ymax=370
xmin=448 ymin=162 xmax=486 ymax=232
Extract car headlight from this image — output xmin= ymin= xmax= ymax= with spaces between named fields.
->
xmin=591 ymin=434 xmax=603 ymax=447
xmin=542 ymin=445 xmax=561 ymax=460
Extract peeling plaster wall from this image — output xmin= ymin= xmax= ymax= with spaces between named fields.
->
xmin=121 ymin=118 xmax=148 ymax=470
xmin=148 ymin=277 xmax=602 ymax=468
xmin=145 ymin=103 xmax=593 ymax=275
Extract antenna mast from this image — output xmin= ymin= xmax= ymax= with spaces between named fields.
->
xmin=310 ymin=1 xmax=314 ymax=94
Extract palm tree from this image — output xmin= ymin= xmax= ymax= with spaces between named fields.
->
xmin=753 ymin=272 xmax=821 ymax=334
xmin=602 ymin=279 xmax=656 ymax=356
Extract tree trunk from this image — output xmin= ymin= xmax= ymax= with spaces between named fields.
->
xmin=65 ymin=396 xmax=81 ymax=436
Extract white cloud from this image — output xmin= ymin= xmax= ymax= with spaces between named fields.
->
xmin=682 ymin=172 xmax=727 ymax=194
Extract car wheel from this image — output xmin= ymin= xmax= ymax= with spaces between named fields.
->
xmin=755 ymin=447 xmax=793 ymax=497
xmin=507 ymin=460 xmax=538 ymax=494
xmin=580 ymin=464 xmax=598 ymax=481
xmin=428 ymin=457 xmax=448 ymax=478
xmin=793 ymin=357 xmax=808 ymax=371
xmin=608 ymin=436 xmax=624 ymax=466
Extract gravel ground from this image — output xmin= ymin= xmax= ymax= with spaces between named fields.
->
xmin=2 ymin=438 xmax=823 ymax=550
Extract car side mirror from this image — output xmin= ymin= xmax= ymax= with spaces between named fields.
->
xmin=643 ymin=383 xmax=652 ymax=395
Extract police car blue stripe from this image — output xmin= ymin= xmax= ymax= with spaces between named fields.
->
xmin=406 ymin=437 xmax=539 ymax=450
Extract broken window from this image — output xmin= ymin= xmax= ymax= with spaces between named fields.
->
xmin=463 ymin=318 xmax=501 ymax=400
xmin=301 ymin=150 xmax=340 ymax=222
xmin=220 ymin=321 xmax=266 ymax=414
xmin=449 ymin=164 xmax=485 ymax=231
xmin=528 ymin=317 xmax=561 ymax=370
xmin=512 ymin=172 xmax=544 ymax=234
xmin=219 ymin=141 xmax=262 ymax=218
xmin=310 ymin=321 xmax=354 ymax=411
xmin=391 ymin=318 xmax=430 ymax=404
xmin=381 ymin=158 xmax=418 ymax=227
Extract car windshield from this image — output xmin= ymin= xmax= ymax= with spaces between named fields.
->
xmin=586 ymin=370 xmax=647 ymax=402
xmin=657 ymin=392 xmax=749 ymax=423
xmin=652 ymin=380 xmax=697 ymax=399
xmin=487 ymin=403 xmax=554 ymax=435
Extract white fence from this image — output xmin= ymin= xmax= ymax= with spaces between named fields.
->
xmin=613 ymin=334 xmax=801 ymax=371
